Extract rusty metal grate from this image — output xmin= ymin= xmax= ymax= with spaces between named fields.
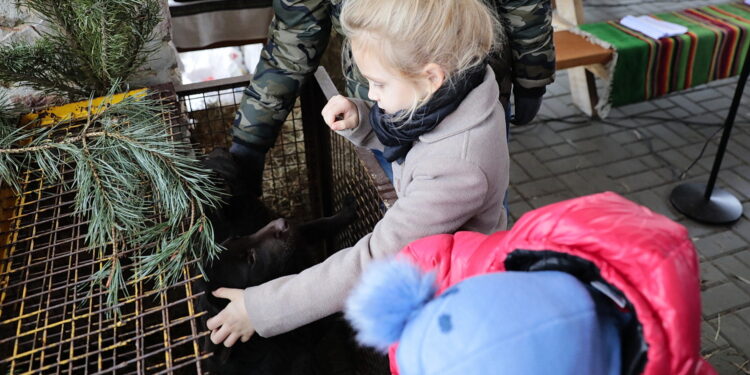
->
xmin=300 ymin=68 xmax=395 ymax=374
xmin=178 ymin=71 xmax=395 ymax=374
xmin=0 ymin=69 xmax=394 ymax=375
xmin=178 ymin=78 xmax=312 ymax=220
xmin=0 ymin=88 xmax=209 ymax=375
xmin=328 ymin=134 xmax=392 ymax=250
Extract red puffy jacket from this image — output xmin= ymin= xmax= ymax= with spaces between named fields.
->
xmin=390 ymin=192 xmax=716 ymax=375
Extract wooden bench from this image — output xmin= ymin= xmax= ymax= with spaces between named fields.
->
xmin=552 ymin=0 xmax=614 ymax=117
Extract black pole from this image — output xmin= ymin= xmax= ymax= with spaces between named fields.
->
xmin=669 ymin=47 xmax=747 ymax=224
xmin=704 ymin=50 xmax=750 ymax=199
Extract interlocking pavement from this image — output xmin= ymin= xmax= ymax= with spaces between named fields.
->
xmin=507 ymin=1 xmax=750 ymax=373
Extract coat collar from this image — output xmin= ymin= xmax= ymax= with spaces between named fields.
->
xmin=419 ymin=66 xmax=500 ymax=144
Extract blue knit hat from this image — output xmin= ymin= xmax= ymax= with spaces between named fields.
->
xmin=345 ymin=260 xmax=622 ymax=375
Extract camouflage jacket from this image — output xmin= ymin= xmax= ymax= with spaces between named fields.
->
xmin=233 ymin=0 xmax=555 ymax=151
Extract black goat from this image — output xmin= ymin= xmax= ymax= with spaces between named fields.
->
xmin=197 ymin=148 xmax=357 ymax=374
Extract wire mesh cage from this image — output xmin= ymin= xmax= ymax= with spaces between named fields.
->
xmin=299 ymin=68 xmax=396 ymax=375
xmin=0 ymin=69 xmax=394 ymax=374
xmin=178 ymin=73 xmax=394 ymax=374
xmin=178 ymin=78 xmax=312 ymax=220
xmin=0 ymin=88 xmax=209 ymax=375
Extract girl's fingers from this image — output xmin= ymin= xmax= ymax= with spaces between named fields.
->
xmin=332 ymin=116 xmax=356 ymax=131
xmin=210 ymin=324 xmax=231 ymax=345
xmin=211 ymin=288 xmax=233 ymax=300
xmin=224 ymin=333 xmax=240 ymax=348
xmin=206 ymin=311 xmax=223 ymax=331
xmin=322 ymin=95 xmax=356 ymax=128
xmin=322 ymin=107 xmax=336 ymax=126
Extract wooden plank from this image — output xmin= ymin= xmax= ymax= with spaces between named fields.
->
xmin=569 ymin=67 xmax=599 ymax=117
xmin=314 ymin=66 xmax=340 ymax=101
xmin=587 ymin=63 xmax=610 ymax=79
xmin=553 ymin=12 xmax=577 ymax=31
xmin=555 ymin=30 xmax=613 ymax=70
xmin=555 ymin=0 xmax=585 ymax=26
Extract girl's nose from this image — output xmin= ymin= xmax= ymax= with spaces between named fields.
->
xmin=367 ymin=89 xmax=378 ymax=102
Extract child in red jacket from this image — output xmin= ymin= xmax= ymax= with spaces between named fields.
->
xmin=346 ymin=192 xmax=717 ymax=375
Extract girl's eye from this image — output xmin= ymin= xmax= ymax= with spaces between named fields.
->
xmin=371 ymin=81 xmax=384 ymax=88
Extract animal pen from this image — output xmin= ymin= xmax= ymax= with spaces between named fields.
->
xmin=0 ymin=68 xmax=394 ymax=374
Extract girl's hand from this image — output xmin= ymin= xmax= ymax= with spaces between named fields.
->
xmin=206 ymin=288 xmax=255 ymax=347
xmin=322 ymin=95 xmax=359 ymax=131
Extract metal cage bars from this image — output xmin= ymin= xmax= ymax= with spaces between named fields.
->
xmin=0 ymin=69 xmax=396 ymax=374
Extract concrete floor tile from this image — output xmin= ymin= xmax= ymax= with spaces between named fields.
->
xmin=701 ymin=282 xmax=750 ymax=317
xmin=695 ymin=231 xmax=747 ymax=260
xmin=514 ymin=152 xmax=553 ymax=179
xmin=616 ymin=170 xmax=668 ymax=193
xmin=701 ymin=320 xmax=729 ymax=354
xmin=717 ymin=313 xmax=750 ymax=360
xmin=702 ymin=262 xmax=729 ymax=288
xmin=514 ymin=16 xmax=749 ymax=358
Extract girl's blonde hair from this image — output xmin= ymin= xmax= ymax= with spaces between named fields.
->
xmin=341 ymin=0 xmax=504 ymax=109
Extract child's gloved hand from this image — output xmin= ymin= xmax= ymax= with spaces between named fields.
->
xmin=322 ymin=95 xmax=359 ymax=131
xmin=510 ymin=85 xmax=546 ymax=126
xmin=207 ymin=288 xmax=255 ymax=347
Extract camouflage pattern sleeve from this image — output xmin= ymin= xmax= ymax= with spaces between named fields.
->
xmin=497 ymin=0 xmax=556 ymax=89
xmin=232 ymin=0 xmax=332 ymax=151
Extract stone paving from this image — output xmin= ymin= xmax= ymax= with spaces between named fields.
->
xmin=506 ymin=1 xmax=750 ymax=373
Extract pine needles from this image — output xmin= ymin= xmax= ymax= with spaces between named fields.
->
xmin=0 ymin=0 xmax=161 ymax=99
xmin=0 ymin=87 xmax=224 ymax=316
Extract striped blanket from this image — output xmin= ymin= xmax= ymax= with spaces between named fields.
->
xmin=578 ymin=2 xmax=750 ymax=113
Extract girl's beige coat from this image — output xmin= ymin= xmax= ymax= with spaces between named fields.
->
xmin=244 ymin=67 xmax=509 ymax=337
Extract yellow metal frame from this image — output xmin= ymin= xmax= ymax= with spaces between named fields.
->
xmin=1 ymin=88 xmax=148 ymax=288
xmin=19 ymin=88 xmax=148 ymax=126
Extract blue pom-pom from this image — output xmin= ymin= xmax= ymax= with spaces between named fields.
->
xmin=345 ymin=260 xmax=437 ymax=352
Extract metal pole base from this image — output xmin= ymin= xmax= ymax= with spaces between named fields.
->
xmin=670 ymin=182 xmax=743 ymax=224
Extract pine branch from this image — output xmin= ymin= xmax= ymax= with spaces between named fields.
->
xmin=0 ymin=88 xmax=224 ymax=314
xmin=0 ymin=0 xmax=162 ymax=100
xmin=0 ymin=39 xmax=91 ymax=98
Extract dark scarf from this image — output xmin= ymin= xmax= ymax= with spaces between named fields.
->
xmin=369 ymin=64 xmax=487 ymax=164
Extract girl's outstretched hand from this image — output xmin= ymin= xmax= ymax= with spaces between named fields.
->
xmin=206 ymin=288 xmax=255 ymax=347
xmin=322 ymin=95 xmax=359 ymax=131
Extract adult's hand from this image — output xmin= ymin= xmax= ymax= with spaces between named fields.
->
xmin=229 ymin=141 xmax=265 ymax=196
xmin=206 ymin=288 xmax=255 ymax=347
xmin=510 ymin=86 xmax=546 ymax=126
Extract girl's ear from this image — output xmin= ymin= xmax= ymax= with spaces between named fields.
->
xmin=422 ymin=63 xmax=446 ymax=94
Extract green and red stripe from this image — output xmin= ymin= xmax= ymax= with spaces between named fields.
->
xmin=579 ymin=2 xmax=750 ymax=108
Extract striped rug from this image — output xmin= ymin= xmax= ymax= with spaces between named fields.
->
xmin=578 ymin=2 xmax=750 ymax=111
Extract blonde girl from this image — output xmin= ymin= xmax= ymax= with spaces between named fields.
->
xmin=206 ymin=0 xmax=510 ymax=351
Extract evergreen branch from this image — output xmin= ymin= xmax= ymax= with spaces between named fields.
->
xmin=0 ymin=39 xmax=93 ymax=98
xmin=0 ymin=130 xmax=134 ymax=153
xmin=1 ymin=0 xmax=162 ymax=100
xmin=0 ymin=88 xmax=224 ymax=314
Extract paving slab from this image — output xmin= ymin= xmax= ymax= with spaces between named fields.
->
xmin=509 ymin=0 xmax=750 ymax=370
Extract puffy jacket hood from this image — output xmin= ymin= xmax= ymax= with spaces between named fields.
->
xmin=395 ymin=192 xmax=716 ymax=375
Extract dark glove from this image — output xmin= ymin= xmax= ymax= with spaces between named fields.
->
xmin=510 ymin=86 xmax=546 ymax=126
xmin=229 ymin=140 xmax=266 ymax=197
